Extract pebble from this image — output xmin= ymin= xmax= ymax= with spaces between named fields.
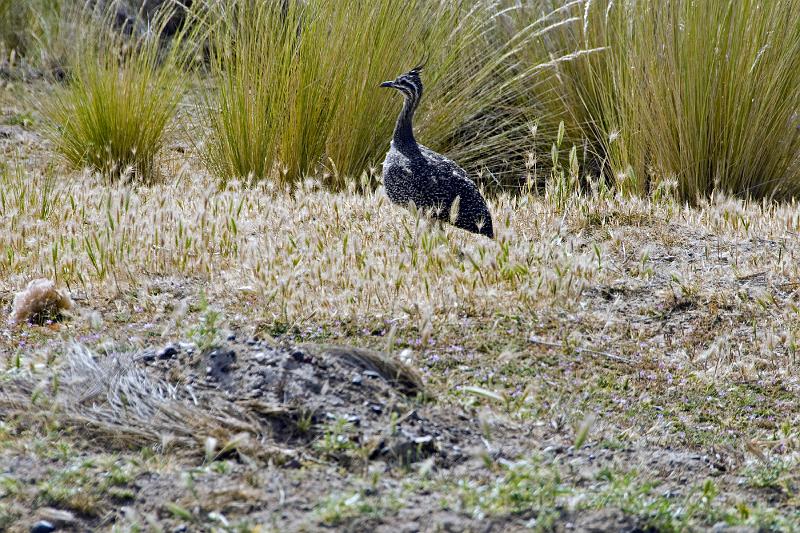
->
xmin=158 ymin=345 xmax=178 ymax=360
xmin=30 ymin=521 xmax=55 ymax=533
xmin=178 ymin=342 xmax=195 ymax=353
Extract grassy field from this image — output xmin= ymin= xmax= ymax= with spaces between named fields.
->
xmin=3 ymin=1 xmax=800 ymax=531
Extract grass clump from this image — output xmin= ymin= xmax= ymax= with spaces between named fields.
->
xmin=0 ymin=0 xmax=32 ymax=56
xmin=198 ymin=0 xmax=578 ymax=189
xmin=518 ymin=0 xmax=800 ymax=200
xmin=199 ymin=0 xmax=470 ymax=188
xmin=42 ymin=6 xmax=195 ymax=182
xmin=452 ymin=458 xmax=565 ymax=526
xmin=315 ymin=491 xmax=396 ymax=527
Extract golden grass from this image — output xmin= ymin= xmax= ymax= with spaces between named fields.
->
xmin=3 ymin=154 xmax=800 ymax=380
xmin=516 ymin=0 xmax=800 ymax=200
xmin=41 ymin=6 xmax=197 ymax=182
xmin=195 ymin=0 xmax=586 ymax=189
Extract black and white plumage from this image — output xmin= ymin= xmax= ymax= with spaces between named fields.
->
xmin=380 ymin=65 xmax=494 ymax=238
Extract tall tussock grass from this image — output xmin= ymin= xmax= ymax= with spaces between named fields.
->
xmin=522 ymin=0 xmax=800 ymax=200
xmin=197 ymin=0 xmax=578 ymax=190
xmin=42 ymin=5 xmax=197 ymax=182
xmin=28 ymin=0 xmax=800 ymax=201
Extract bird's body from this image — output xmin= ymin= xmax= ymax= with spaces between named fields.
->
xmin=380 ymin=66 xmax=494 ymax=238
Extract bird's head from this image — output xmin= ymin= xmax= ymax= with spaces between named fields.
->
xmin=380 ymin=63 xmax=424 ymax=101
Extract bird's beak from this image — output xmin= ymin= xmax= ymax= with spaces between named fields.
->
xmin=379 ymin=80 xmax=395 ymax=88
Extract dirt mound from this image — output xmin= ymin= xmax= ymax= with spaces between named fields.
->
xmin=29 ymin=339 xmax=480 ymax=468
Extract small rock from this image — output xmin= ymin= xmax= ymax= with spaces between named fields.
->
xmin=178 ymin=342 xmax=194 ymax=352
xmin=379 ymin=431 xmax=437 ymax=464
xmin=31 ymin=521 xmax=55 ymax=533
xmin=10 ymin=278 xmax=74 ymax=325
xmin=140 ymin=350 xmax=156 ymax=362
xmin=283 ymin=457 xmax=301 ymax=469
xmin=291 ymin=350 xmax=310 ymax=363
xmin=352 ymin=374 xmax=363 ymax=385
xmin=206 ymin=348 xmax=236 ymax=379
xmin=157 ymin=345 xmax=178 ymax=360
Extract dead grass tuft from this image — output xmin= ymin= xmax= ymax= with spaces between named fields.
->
xmin=303 ymin=344 xmax=426 ymax=398
xmin=9 ymin=278 xmax=73 ymax=325
xmin=0 ymin=344 xmax=296 ymax=461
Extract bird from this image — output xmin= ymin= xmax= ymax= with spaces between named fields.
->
xmin=380 ymin=64 xmax=494 ymax=238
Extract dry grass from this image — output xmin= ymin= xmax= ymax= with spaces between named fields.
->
xmin=41 ymin=5 xmax=197 ymax=182
xmin=515 ymin=0 xmax=800 ymax=199
xmin=3 ymin=150 xmax=800 ymax=382
xmin=195 ymin=0 xmax=581 ymax=189
xmin=1 ymin=344 xmax=278 ymax=454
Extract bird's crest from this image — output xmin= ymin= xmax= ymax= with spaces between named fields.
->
xmin=409 ymin=53 xmax=428 ymax=75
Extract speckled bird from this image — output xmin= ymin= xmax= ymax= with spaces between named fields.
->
xmin=380 ymin=65 xmax=494 ymax=238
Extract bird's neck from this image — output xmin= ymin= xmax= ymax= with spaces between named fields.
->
xmin=393 ymin=96 xmax=422 ymax=158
